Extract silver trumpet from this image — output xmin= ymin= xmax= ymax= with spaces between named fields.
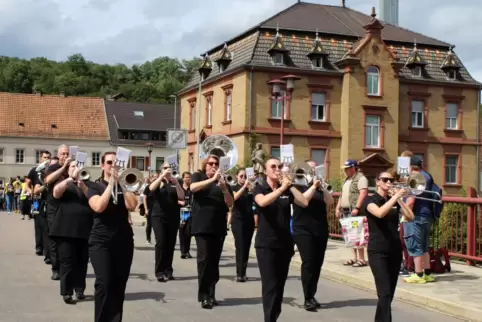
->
xmin=111 ymin=168 xmax=145 ymax=204
xmin=281 ymin=162 xmax=313 ymax=186
xmin=80 ymin=169 xmax=90 ymax=181
xmin=224 ymin=174 xmax=237 ymax=186
xmin=392 ymin=173 xmax=442 ymax=203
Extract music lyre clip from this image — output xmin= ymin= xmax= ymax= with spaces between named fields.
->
xmin=76 ymin=161 xmax=85 ymax=168
xmin=115 ymin=159 xmax=126 ymax=168
xmin=399 ymin=167 xmax=409 ymax=176
xmin=282 ymin=156 xmax=293 ymax=164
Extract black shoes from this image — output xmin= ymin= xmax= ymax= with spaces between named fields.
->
xmin=157 ymin=275 xmax=167 ymax=283
xmin=44 ymin=258 xmax=51 ymax=265
xmin=235 ymin=276 xmax=248 ymax=282
xmin=200 ymin=298 xmax=219 ymax=309
xmin=35 ymin=250 xmax=43 ymax=256
xmin=63 ymin=295 xmax=74 ymax=304
xmin=51 ymin=271 xmax=60 ymax=281
xmin=180 ymin=253 xmax=193 ymax=259
xmin=304 ymin=298 xmax=322 ymax=311
xmin=75 ymin=291 xmax=85 ymax=300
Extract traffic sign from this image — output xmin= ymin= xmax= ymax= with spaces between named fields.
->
xmin=167 ymin=129 xmax=187 ymax=149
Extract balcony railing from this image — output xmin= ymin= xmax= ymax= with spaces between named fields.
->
xmin=328 ymin=187 xmax=482 ymax=265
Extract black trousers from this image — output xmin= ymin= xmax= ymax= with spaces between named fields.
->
xmin=179 ymin=219 xmax=192 ymax=254
xmin=231 ymin=218 xmax=254 ymax=277
xmin=256 ymin=247 xmax=293 ymax=322
xmin=56 ymin=237 xmax=89 ymax=296
xmin=90 ymin=239 xmax=134 ymax=322
xmin=195 ymin=234 xmax=225 ymax=302
xmin=145 ymin=214 xmax=152 ymax=242
xmin=368 ymin=250 xmax=402 ymax=322
xmin=38 ymin=203 xmax=50 ymax=261
xmin=34 ymin=212 xmax=43 ymax=252
xmin=47 ymin=210 xmax=60 ymax=272
xmin=151 ymin=217 xmax=179 ymax=277
xmin=293 ymin=233 xmax=328 ymax=300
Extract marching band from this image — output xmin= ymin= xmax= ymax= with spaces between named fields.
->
xmin=21 ymin=134 xmax=443 ymax=322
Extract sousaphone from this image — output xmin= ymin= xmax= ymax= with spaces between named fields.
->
xmin=200 ymin=134 xmax=238 ymax=181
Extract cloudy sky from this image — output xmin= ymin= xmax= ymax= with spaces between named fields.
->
xmin=0 ymin=0 xmax=480 ymax=81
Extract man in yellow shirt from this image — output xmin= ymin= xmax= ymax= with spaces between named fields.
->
xmin=19 ymin=178 xmax=32 ymax=220
xmin=13 ymin=176 xmax=22 ymax=213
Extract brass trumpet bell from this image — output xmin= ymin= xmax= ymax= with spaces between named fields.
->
xmin=119 ymin=168 xmax=145 ymax=193
xmin=80 ymin=169 xmax=90 ymax=181
xmin=282 ymin=162 xmax=313 ymax=186
xmin=393 ymin=173 xmax=442 ymax=203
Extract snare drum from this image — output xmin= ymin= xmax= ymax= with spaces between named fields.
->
xmin=180 ymin=207 xmax=191 ymax=224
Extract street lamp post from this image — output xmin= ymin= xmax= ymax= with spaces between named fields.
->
xmin=169 ymin=94 xmax=177 ymax=128
xmin=146 ymin=142 xmax=154 ymax=173
xmin=267 ymin=74 xmax=300 ymax=145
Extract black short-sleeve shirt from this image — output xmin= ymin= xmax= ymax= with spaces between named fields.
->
xmin=87 ymin=180 xmax=133 ymax=244
xmin=231 ymin=184 xmax=254 ymax=223
xmin=183 ymin=186 xmax=192 ymax=208
xmin=292 ymin=186 xmax=328 ymax=236
xmin=49 ymin=184 xmax=94 ymax=240
xmin=363 ymin=193 xmax=402 ymax=253
xmin=253 ymin=181 xmax=294 ymax=249
xmin=144 ymin=180 xmax=180 ymax=222
xmin=190 ymin=171 xmax=233 ymax=236
xmin=45 ymin=163 xmax=65 ymax=204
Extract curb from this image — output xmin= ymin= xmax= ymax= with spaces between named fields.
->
xmin=221 ymin=234 xmax=481 ymax=322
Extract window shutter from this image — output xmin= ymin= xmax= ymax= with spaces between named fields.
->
xmin=145 ymin=156 xmax=150 ymax=170
xmin=130 ymin=156 xmax=136 ymax=168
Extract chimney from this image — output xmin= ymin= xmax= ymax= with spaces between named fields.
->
xmin=342 ymin=0 xmax=346 ymax=7
xmin=379 ymin=0 xmax=399 ymax=26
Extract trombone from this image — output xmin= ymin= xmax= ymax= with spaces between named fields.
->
xmin=392 ymin=173 xmax=442 ymax=203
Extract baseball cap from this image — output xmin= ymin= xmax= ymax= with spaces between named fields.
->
xmin=410 ymin=156 xmax=423 ymax=167
xmin=343 ymin=159 xmax=358 ymax=169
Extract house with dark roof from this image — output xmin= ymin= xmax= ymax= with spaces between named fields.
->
xmin=178 ymin=1 xmax=482 ymax=193
xmin=104 ymin=100 xmax=180 ymax=172
xmin=0 ymin=92 xmax=111 ymax=179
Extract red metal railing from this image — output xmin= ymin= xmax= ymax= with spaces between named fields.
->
xmin=328 ymin=188 xmax=482 ymax=265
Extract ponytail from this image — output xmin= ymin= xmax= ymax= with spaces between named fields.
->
xmin=96 ymin=170 xmax=104 ymax=183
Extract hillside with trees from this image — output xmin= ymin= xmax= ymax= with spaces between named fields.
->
xmin=0 ymin=54 xmax=200 ymax=103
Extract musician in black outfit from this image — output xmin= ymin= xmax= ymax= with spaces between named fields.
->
xmin=44 ymin=145 xmax=72 ymax=280
xmin=231 ymin=167 xmax=255 ymax=282
xmin=26 ymin=150 xmax=51 ymax=256
xmin=50 ymin=160 xmax=94 ymax=303
xmin=143 ymin=176 xmax=153 ymax=244
xmin=253 ymin=157 xmax=308 ymax=322
xmin=145 ymin=162 xmax=185 ymax=282
xmin=363 ymin=171 xmax=413 ymax=322
xmin=179 ymin=171 xmax=193 ymax=259
xmin=87 ymin=152 xmax=138 ymax=322
xmin=292 ymin=159 xmax=334 ymax=311
xmin=190 ymin=155 xmax=234 ymax=309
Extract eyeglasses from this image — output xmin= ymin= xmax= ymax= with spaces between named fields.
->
xmin=238 ymin=175 xmax=246 ymax=178
xmin=379 ymin=177 xmax=395 ymax=183
xmin=270 ymin=164 xmax=283 ymax=170
xmin=207 ymin=162 xmax=219 ymax=166
xmin=105 ymin=160 xmax=114 ymax=165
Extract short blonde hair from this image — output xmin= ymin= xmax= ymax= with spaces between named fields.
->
xmin=401 ymin=150 xmax=413 ymax=157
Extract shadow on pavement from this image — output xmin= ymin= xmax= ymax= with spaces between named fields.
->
xmin=321 ymin=298 xmax=378 ymax=309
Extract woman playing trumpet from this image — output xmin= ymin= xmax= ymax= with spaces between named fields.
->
xmin=363 ymin=171 xmax=414 ymax=322
xmin=87 ymin=152 xmax=138 ymax=322
xmin=231 ymin=168 xmax=256 ymax=282
xmin=190 ymin=155 xmax=234 ymax=309
xmin=253 ymin=157 xmax=309 ymax=322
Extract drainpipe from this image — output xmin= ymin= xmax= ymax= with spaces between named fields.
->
xmin=476 ymin=86 xmax=481 ymax=196
xmin=248 ymin=64 xmax=255 ymax=132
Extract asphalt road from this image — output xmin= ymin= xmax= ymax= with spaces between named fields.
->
xmin=0 ymin=212 xmax=465 ymax=322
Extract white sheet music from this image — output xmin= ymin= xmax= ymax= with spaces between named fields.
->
xmin=75 ymin=152 xmax=87 ymax=168
xmin=166 ymin=154 xmax=178 ymax=169
xmin=219 ymin=156 xmax=231 ymax=172
xmin=115 ymin=147 xmax=131 ymax=168
xmin=314 ymin=165 xmax=325 ymax=178
xmin=397 ymin=157 xmax=410 ymax=176
xmin=69 ymin=146 xmax=79 ymax=158
xmin=245 ymin=167 xmax=255 ymax=180
xmin=280 ymin=144 xmax=294 ymax=164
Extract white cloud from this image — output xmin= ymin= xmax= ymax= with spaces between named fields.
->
xmin=0 ymin=0 xmax=480 ymax=82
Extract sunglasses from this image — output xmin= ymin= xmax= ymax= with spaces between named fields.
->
xmin=162 ymin=166 xmax=170 ymax=170
xmin=105 ymin=160 xmax=114 ymax=165
xmin=270 ymin=164 xmax=283 ymax=170
xmin=379 ymin=177 xmax=395 ymax=183
xmin=238 ymin=174 xmax=246 ymax=178
xmin=207 ymin=162 xmax=219 ymax=166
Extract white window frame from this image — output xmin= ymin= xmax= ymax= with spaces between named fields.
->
xmin=311 ymin=58 xmax=323 ymax=68
xmin=35 ymin=150 xmax=42 ymax=164
xmin=219 ymin=64 xmax=225 ymax=73
xmin=446 ymin=103 xmax=458 ymax=130
xmin=133 ymin=110 xmax=144 ymax=117
xmin=411 ymin=100 xmax=424 ymax=128
xmin=365 ymin=115 xmax=381 ymax=148
xmin=446 ymin=70 xmax=456 ymax=80
xmin=311 ymin=93 xmax=326 ymax=121
xmin=225 ymin=93 xmax=232 ymax=121
xmin=15 ymin=148 xmax=25 ymax=164
xmin=311 ymin=149 xmax=326 ymax=167
xmin=0 ymin=148 xmax=4 ymax=163
xmin=273 ymin=53 xmax=284 ymax=65
xmin=136 ymin=156 xmax=145 ymax=171
xmin=367 ymin=66 xmax=380 ymax=96
xmin=412 ymin=66 xmax=422 ymax=77
xmin=207 ymin=100 xmax=213 ymax=126
xmin=271 ymin=92 xmax=286 ymax=119
xmin=445 ymin=155 xmax=458 ymax=184
xmin=92 ymin=152 xmax=101 ymax=166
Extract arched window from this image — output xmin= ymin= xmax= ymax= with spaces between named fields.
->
xmin=367 ymin=66 xmax=380 ymax=96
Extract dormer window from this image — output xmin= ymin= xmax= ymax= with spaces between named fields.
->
xmin=198 ymin=53 xmax=213 ymax=82
xmin=274 ymin=53 xmax=284 ymax=65
xmin=133 ymin=110 xmax=144 ymax=117
xmin=411 ymin=66 xmax=422 ymax=77
xmin=215 ymin=43 xmax=232 ymax=74
xmin=219 ymin=64 xmax=225 ymax=73
xmin=446 ymin=70 xmax=457 ymax=80
xmin=440 ymin=46 xmax=461 ymax=82
xmin=312 ymin=58 xmax=323 ymax=68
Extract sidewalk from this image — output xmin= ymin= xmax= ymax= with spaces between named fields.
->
xmin=131 ymin=212 xmax=482 ymax=321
